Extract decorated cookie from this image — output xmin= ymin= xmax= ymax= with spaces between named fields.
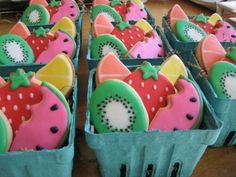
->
xmin=35 ymin=30 xmax=76 ymax=63
xmin=224 ymin=47 xmax=236 ymax=65
xmin=36 ymin=54 xmax=75 ymax=97
xmin=30 ymin=0 xmax=49 ymax=7
xmin=90 ymin=34 xmax=128 ymax=59
xmin=0 ymin=111 xmax=13 ymax=152
xmin=91 ymin=4 xmax=122 ymax=23
xmin=9 ymin=22 xmax=31 ymax=40
xmin=0 ymin=77 xmax=6 ymax=87
xmin=129 ymin=30 xmax=164 ymax=58
xmin=124 ymin=2 xmax=147 ymax=21
xmin=134 ymin=19 xmax=153 ymax=34
xmin=50 ymin=0 xmax=80 ymax=24
xmin=10 ymin=82 xmax=71 ymax=151
xmin=112 ymin=1 xmax=128 ymax=20
xmin=191 ymin=13 xmax=215 ymax=34
xmin=96 ymin=52 xmax=131 ymax=86
xmin=0 ymin=69 xmax=43 ymax=135
xmin=214 ymin=21 xmax=236 ymax=43
xmin=149 ymin=76 xmax=203 ymax=131
xmin=93 ymin=0 xmax=110 ymax=6
xmin=167 ymin=4 xmax=188 ymax=29
xmin=93 ymin=13 xmax=115 ymax=37
xmin=0 ymin=34 xmax=34 ymax=65
xmin=160 ymin=54 xmax=188 ymax=85
xmin=111 ymin=21 xmax=145 ymax=50
xmin=124 ymin=62 xmax=175 ymax=122
xmin=208 ymin=13 xmax=222 ymax=26
xmin=196 ymin=35 xmax=226 ymax=73
xmin=175 ymin=19 xmax=206 ymax=42
xmin=209 ymin=61 xmax=236 ymax=99
xmin=21 ymin=4 xmax=50 ymax=26
xmin=90 ymin=79 xmax=149 ymax=133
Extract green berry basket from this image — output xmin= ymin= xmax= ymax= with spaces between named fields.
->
xmin=86 ymin=26 xmax=172 ymax=70
xmin=85 ymin=67 xmax=222 ymax=177
xmin=162 ymin=16 xmax=236 ymax=52
xmin=181 ymin=51 xmax=236 ymax=147
xmin=0 ymin=71 xmax=78 ymax=177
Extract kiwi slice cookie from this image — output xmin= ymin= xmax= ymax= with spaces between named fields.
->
xmin=90 ymin=79 xmax=149 ymax=133
xmin=21 ymin=4 xmax=50 ymax=26
xmin=91 ymin=34 xmax=128 ymax=59
xmin=175 ymin=19 xmax=206 ymax=42
xmin=0 ymin=34 xmax=34 ymax=64
xmin=209 ymin=61 xmax=236 ymax=99
xmin=91 ymin=5 xmax=122 ymax=23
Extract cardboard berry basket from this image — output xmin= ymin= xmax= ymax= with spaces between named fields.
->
xmin=0 ymin=9 xmax=84 ymax=75
xmin=162 ymin=16 xmax=236 ymax=52
xmin=86 ymin=26 xmax=172 ymax=70
xmin=181 ymin=51 xmax=236 ymax=147
xmin=85 ymin=67 xmax=221 ymax=177
xmin=0 ymin=70 xmax=78 ymax=177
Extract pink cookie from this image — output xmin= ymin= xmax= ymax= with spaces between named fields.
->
xmin=10 ymin=82 xmax=71 ymax=151
xmin=124 ymin=2 xmax=147 ymax=21
xmin=50 ymin=0 xmax=79 ymax=24
xmin=149 ymin=77 xmax=203 ymax=131
xmin=93 ymin=13 xmax=114 ymax=37
xmin=93 ymin=0 xmax=109 ymax=6
xmin=215 ymin=21 xmax=236 ymax=43
xmin=129 ymin=31 xmax=164 ymax=58
xmin=36 ymin=30 xmax=76 ymax=63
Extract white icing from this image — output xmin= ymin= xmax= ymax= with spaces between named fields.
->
xmin=8 ymin=119 xmax=12 ymax=124
xmin=153 ymin=84 xmax=157 ymax=90
xmin=2 ymin=107 xmax=6 ymax=113
xmin=151 ymin=107 xmax=155 ymax=112
xmin=141 ymin=82 xmax=144 ymax=88
xmin=13 ymin=105 xmax=18 ymax=111
xmin=160 ymin=96 xmax=163 ymax=102
xmin=224 ymin=75 xmax=236 ymax=99
xmin=165 ymin=87 xmax=169 ymax=92
xmin=19 ymin=93 xmax=23 ymax=100
xmin=26 ymin=104 xmax=30 ymax=110
xmin=21 ymin=116 xmax=25 ymax=121
xmin=186 ymin=28 xmax=204 ymax=42
xmin=29 ymin=10 xmax=40 ymax=23
xmin=102 ymin=45 xmax=119 ymax=58
xmin=6 ymin=95 xmax=11 ymax=101
xmin=4 ymin=41 xmax=25 ymax=63
xmin=128 ymin=79 xmax=132 ymax=85
xmin=147 ymin=94 xmax=151 ymax=100
xmin=30 ymin=93 xmax=34 ymax=98
xmin=105 ymin=101 xmax=131 ymax=129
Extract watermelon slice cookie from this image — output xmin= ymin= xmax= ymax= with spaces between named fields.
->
xmin=149 ymin=76 xmax=203 ymax=131
xmin=124 ymin=62 xmax=175 ymax=122
xmin=0 ymin=69 xmax=43 ymax=135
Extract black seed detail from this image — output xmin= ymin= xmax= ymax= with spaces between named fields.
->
xmin=231 ymin=35 xmax=236 ymax=38
xmin=173 ymin=128 xmax=178 ymax=131
xmin=70 ymin=5 xmax=74 ymax=8
xmin=64 ymin=38 xmax=69 ymax=42
xmin=158 ymin=54 xmax=162 ymax=57
xmin=227 ymin=26 xmax=231 ymax=28
xmin=137 ymin=54 xmax=141 ymax=58
xmin=158 ymin=44 xmax=162 ymax=47
xmin=50 ymin=126 xmax=59 ymax=134
xmin=140 ymin=8 xmax=143 ymax=11
xmin=50 ymin=104 xmax=58 ymax=111
xmin=190 ymin=97 xmax=197 ymax=102
xmin=36 ymin=145 xmax=44 ymax=151
xmin=70 ymin=14 xmax=74 ymax=17
xmin=62 ymin=51 xmax=68 ymax=54
xmin=186 ymin=114 xmax=194 ymax=120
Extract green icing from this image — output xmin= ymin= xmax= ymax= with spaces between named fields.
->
xmin=195 ymin=13 xmax=207 ymax=24
xmin=226 ymin=47 xmax=236 ymax=62
xmin=111 ymin=0 xmax=121 ymax=6
xmin=9 ymin=69 xmax=33 ymax=90
xmin=0 ymin=116 xmax=7 ymax=152
xmin=49 ymin=0 xmax=61 ymax=7
xmin=117 ymin=21 xmax=131 ymax=31
xmin=34 ymin=27 xmax=49 ymax=38
xmin=140 ymin=62 xmax=160 ymax=80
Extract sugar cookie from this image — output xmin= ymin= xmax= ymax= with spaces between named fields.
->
xmin=9 ymin=22 xmax=31 ymax=39
xmin=124 ymin=2 xmax=147 ymax=21
xmin=93 ymin=13 xmax=114 ymax=37
xmin=215 ymin=21 xmax=236 ymax=43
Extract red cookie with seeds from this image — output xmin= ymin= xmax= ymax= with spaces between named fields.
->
xmin=111 ymin=21 xmax=145 ymax=50
xmin=0 ymin=69 xmax=43 ymax=136
xmin=124 ymin=62 xmax=175 ymax=122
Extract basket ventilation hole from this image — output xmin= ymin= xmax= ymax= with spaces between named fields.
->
xmin=224 ymin=131 xmax=236 ymax=146
xmin=146 ymin=164 xmax=154 ymax=177
xmin=170 ymin=162 xmax=180 ymax=177
xmin=120 ymin=164 xmax=126 ymax=177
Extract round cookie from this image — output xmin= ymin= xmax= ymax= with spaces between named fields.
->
xmin=10 ymin=82 xmax=71 ymax=151
xmin=215 ymin=21 xmax=236 ymax=43
xmin=209 ymin=61 xmax=236 ymax=99
xmin=90 ymin=34 xmax=128 ymax=59
xmin=90 ymin=79 xmax=149 ymax=133
xmin=35 ymin=30 xmax=76 ymax=63
xmin=9 ymin=22 xmax=31 ymax=39
xmin=175 ymin=19 xmax=206 ymax=42
xmin=0 ymin=34 xmax=34 ymax=64
xmin=196 ymin=35 xmax=226 ymax=73
xmin=124 ymin=62 xmax=175 ymax=122
xmin=0 ymin=111 xmax=13 ymax=152
xmin=160 ymin=54 xmax=188 ymax=85
xmin=21 ymin=4 xmax=50 ymax=26
xmin=124 ymin=2 xmax=147 ymax=21
xmin=0 ymin=69 xmax=43 ymax=135
xmin=36 ymin=53 xmax=75 ymax=97
xmin=129 ymin=30 xmax=164 ymax=58
xmin=93 ymin=13 xmax=114 ymax=37
xmin=149 ymin=76 xmax=203 ymax=131
xmin=96 ymin=52 xmax=131 ymax=86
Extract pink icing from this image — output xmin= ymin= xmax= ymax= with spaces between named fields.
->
xmin=129 ymin=31 xmax=164 ymax=58
xmin=50 ymin=0 xmax=79 ymax=24
xmin=214 ymin=21 xmax=236 ymax=43
xmin=10 ymin=85 xmax=68 ymax=151
xmin=124 ymin=3 xmax=147 ymax=21
xmin=92 ymin=0 xmax=110 ymax=6
xmin=35 ymin=31 xmax=75 ymax=63
xmin=149 ymin=78 xmax=201 ymax=131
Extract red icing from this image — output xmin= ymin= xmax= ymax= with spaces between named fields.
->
xmin=26 ymin=33 xmax=54 ymax=59
xmin=113 ymin=4 xmax=127 ymax=20
xmin=191 ymin=19 xmax=215 ymax=34
xmin=0 ymin=79 xmax=43 ymax=135
xmin=223 ymin=57 xmax=236 ymax=65
xmin=111 ymin=25 xmax=145 ymax=50
xmin=46 ymin=5 xmax=60 ymax=18
xmin=124 ymin=69 xmax=175 ymax=122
